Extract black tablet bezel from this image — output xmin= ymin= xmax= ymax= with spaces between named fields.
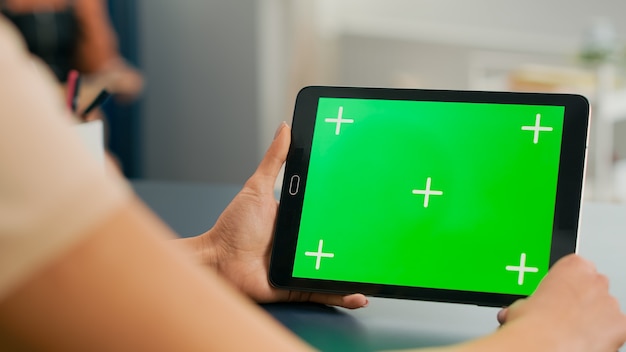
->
xmin=269 ymin=86 xmax=590 ymax=307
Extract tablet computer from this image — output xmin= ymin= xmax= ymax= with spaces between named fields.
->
xmin=269 ymin=86 xmax=590 ymax=307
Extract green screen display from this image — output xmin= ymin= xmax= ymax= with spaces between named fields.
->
xmin=292 ymin=97 xmax=565 ymax=296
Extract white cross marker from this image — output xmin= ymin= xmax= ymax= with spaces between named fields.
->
xmin=325 ymin=106 xmax=354 ymax=135
xmin=305 ymin=239 xmax=335 ymax=270
xmin=412 ymin=177 xmax=443 ymax=208
xmin=521 ymin=114 xmax=553 ymax=144
xmin=506 ymin=253 xmax=539 ymax=285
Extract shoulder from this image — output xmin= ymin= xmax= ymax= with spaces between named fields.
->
xmin=0 ymin=16 xmax=29 ymax=63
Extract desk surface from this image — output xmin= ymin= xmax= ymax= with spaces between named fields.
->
xmin=132 ymin=180 xmax=626 ymax=352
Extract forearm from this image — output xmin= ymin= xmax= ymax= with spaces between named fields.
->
xmin=383 ymin=317 xmax=561 ymax=352
xmin=0 ymin=198 xmax=312 ymax=351
xmin=423 ymin=319 xmax=559 ymax=352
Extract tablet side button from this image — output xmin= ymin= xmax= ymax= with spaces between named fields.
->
xmin=289 ymin=175 xmax=300 ymax=195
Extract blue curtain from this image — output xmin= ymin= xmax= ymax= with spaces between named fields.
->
xmin=105 ymin=0 xmax=142 ymax=178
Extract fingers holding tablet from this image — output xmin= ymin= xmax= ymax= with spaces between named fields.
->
xmin=499 ymin=254 xmax=626 ymax=351
xmin=270 ymin=86 xmax=590 ymax=307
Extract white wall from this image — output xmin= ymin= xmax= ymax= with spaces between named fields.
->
xmin=335 ymin=35 xmax=567 ymax=90
xmin=332 ymin=0 xmax=626 ymax=51
xmin=136 ymin=0 xmax=626 ymax=185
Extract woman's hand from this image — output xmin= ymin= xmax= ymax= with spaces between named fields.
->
xmin=180 ymin=123 xmax=368 ymax=309
xmin=496 ymin=254 xmax=626 ymax=352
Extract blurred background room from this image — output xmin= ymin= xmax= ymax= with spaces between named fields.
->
xmin=42 ymin=0 xmax=626 ymax=203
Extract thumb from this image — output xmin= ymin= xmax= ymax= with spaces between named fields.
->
xmin=255 ymin=122 xmax=290 ymax=181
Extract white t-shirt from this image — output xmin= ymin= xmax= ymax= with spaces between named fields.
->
xmin=0 ymin=18 xmax=130 ymax=299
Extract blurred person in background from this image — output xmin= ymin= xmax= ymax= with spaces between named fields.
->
xmin=0 ymin=0 xmax=143 ymax=113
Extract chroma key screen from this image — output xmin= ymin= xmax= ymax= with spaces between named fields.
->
xmin=291 ymin=97 xmax=565 ymax=296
